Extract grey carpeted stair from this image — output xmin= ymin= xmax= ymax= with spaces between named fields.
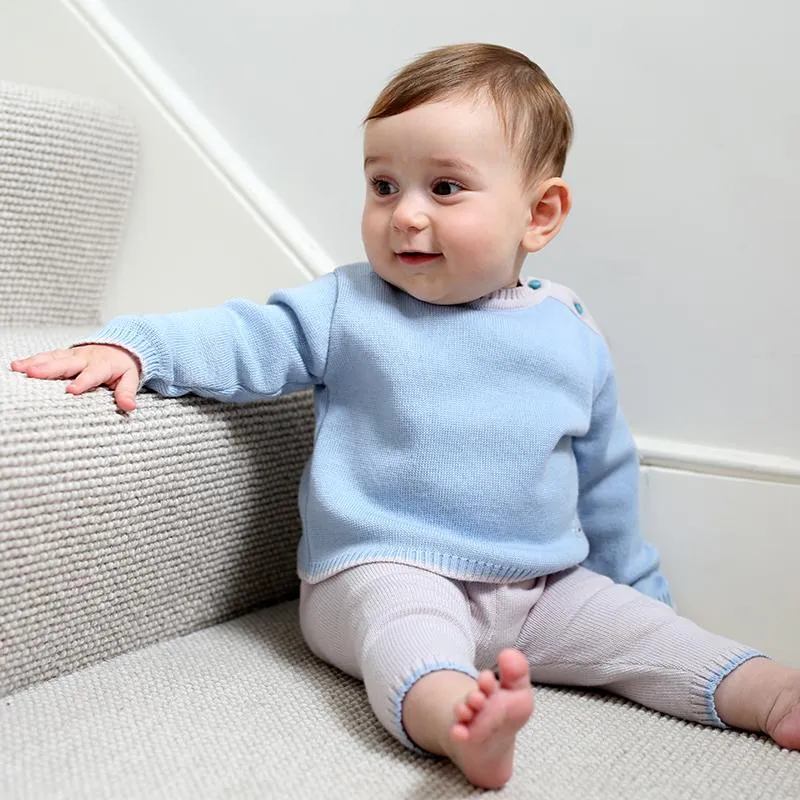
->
xmin=3 ymin=599 xmax=799 ymax=799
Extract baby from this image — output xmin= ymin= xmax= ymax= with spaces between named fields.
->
xmin=10 ymin=43 xmax=800 ymax=789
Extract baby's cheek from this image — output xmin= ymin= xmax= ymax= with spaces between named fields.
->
xmin=456 ymin=230 xmax=502 ymax=269
xmin=361 ymin=213 xmax=384 ymax=256
xmin=447 ymin=214 xmax=495 ymax=254
xmin=448 ymin=215 xmax=520 ymax=287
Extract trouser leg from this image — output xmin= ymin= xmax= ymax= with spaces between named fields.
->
xmin=515 ymin=567 xmax=761 ymax=725
xmin=300 ymin=563 xmax=478 ymax=751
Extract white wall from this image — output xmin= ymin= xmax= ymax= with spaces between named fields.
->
xmin=0 ymin=0 xmax=312 ymax=318
xmin=99 ymin=0 xmax=799 ymax=460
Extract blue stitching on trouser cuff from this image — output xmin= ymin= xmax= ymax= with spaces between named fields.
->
xmin=705 ymin=651 xmax=765 ymax=727
xmin=394 ymin=662 xmax=480 ymax=755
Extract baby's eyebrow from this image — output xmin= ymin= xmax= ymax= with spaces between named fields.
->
xmin=363 ymin=155 xmax=478 ymax=175
xmin=427 ymin=156 xmax=477 ymax=175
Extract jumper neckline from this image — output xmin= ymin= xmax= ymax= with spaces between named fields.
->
xmin=467 ymin=279 xmax=547 ymax=310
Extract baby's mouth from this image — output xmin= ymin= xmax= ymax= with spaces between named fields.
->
xmin=396 ymin=251 xmax=442 ymax=266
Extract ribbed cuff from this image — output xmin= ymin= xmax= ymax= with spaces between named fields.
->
xmin=704 ymin=651 xmax=766 ymax=728
xmin=71 ymin=337 xmax=147 ymax=391
xmin=73 ymin=316 xmax=171 ymax=390
xmin=395 ymin=662 xmax=479 ymax=756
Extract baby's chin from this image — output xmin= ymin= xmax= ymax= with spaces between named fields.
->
xmin=384 ymin=277 xmax=474 ymax=306
xmin=410 ymin=292 xmax=466 ymax=306
xmin=369 ymin=265 xmax=481 ymax=306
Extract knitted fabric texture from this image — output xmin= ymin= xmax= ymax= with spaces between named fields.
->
xmin=85 ymin=262 xmax=669 ymax=600
xmin=300 ymin=563 xmax=759 ymax=754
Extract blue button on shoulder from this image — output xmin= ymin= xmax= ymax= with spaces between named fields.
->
xmin=574 ymin=301 xmax=584 ymax=315
xmin=527 ymin=279 xmax=542 ymax=290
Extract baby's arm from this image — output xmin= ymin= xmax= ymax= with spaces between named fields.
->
xmin=572 ymin=344 xmax=672 ymax=605
xmin=10 ymin=272 xmax=338 ymax=410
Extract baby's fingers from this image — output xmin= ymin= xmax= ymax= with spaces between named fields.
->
xmin=111 ymin=369 xmax=139 ymax=412
xmin=11 ymin=350 xmax=86 ymax=379
xmin=66 ymin=363 xmax=117 ymax=397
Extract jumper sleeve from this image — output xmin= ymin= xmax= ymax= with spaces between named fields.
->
xmin=79 ymin=272 xmax=338 ymax=403
xmin=572 ymin=344 xmax=673 ymax=605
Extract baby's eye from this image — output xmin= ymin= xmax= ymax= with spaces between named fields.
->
xmin=371 ymin=178 xmax=398 ymax=196
xmin=432 ymin=180 xmax=464 ymax=197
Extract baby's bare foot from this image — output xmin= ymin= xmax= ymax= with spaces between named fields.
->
xmin=764 ymin=680 xmax=800 ymax=751
xmin=716 ymin=657 xmax=800 ymax=751
xmin=447 ymin=649 xmax=534 ymax=789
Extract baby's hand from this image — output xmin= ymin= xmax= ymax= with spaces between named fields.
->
xmin=10 ymin=344 xmax=142 ymax=412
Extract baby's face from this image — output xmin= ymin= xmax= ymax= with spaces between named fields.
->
xmin=361 ymin=97 xmax=536 ymax=305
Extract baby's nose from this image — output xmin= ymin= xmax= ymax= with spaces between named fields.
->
xmin=391 ymin=196 xmax=429 ymax=232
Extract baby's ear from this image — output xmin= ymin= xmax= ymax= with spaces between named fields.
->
xmin=522 ymin=178 xmax=572 ymax=253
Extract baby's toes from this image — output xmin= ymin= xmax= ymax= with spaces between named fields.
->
xmin=477 ymin=670 xmax=499 ymax=696
xmin=451 ymin=722 xmax=471 ymax=742
xmin=455 ymin=701 xmax=476 ymax=724
xmin=466 ymin=690 xmax=487 ymax=713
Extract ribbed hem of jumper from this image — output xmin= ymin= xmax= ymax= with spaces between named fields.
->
xmin=703 ymin=650 xmax=766 ymax=728
xmin=299 ymin=549 xmax=580 ymax=586
xmin=395 ymin=662 xmax=480 ymax=755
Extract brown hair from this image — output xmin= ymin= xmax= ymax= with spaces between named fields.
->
xmin=365 ymin=43 xmax=573 ymax=184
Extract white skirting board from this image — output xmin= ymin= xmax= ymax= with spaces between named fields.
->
xmin=642 ymin=466 xmax=799 ymax=666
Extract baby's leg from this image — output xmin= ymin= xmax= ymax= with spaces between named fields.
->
xmin=299 ymin=563 xmax=533 ymax=788
xmin=516 ymin=567 xmax=800 ymax=748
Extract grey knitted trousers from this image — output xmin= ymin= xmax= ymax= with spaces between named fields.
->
xmin=299 ymin=563 xmax=760 ymax=753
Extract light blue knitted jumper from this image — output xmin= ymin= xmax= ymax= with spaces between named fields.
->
xmin=89 ymin=262 xmax=671 ymax=603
